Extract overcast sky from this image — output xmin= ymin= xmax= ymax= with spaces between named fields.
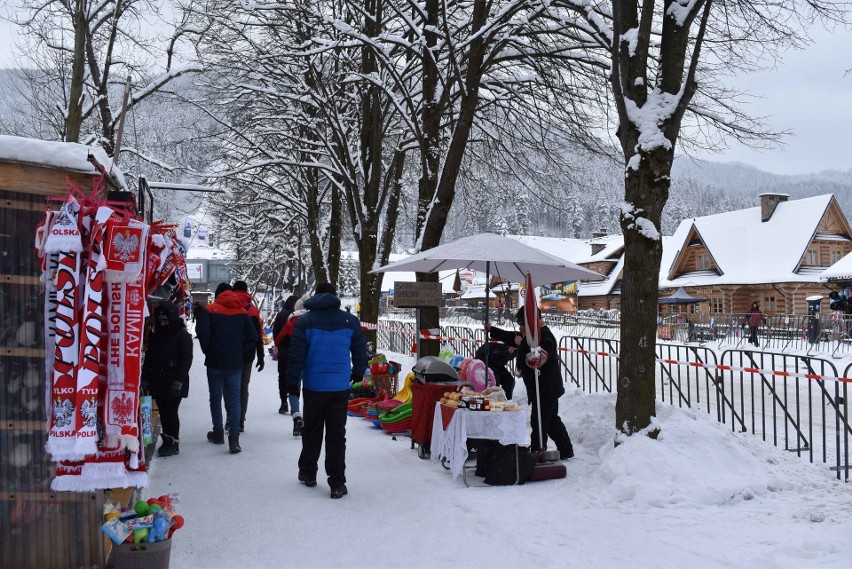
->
xmin=0 ymin=10 xmax=849 ymax=176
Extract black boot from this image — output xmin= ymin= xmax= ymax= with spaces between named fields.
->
xmin=207 ymin=430 xmax=225 ymax=444
xmin=228 ymin=435 xmax=242 ymax=454
xmin=279 ymin=399 xmax=289 ymax=415
xmin=158 ymin=434 xmax=180 ymax=457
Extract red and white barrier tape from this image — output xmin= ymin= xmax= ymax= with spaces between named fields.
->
xmin=363 ymin=322 xmax=852 ymax=384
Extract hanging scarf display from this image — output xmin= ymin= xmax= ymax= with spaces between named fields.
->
xmin=43 ymin=197 xmax=84 ymax=461
xmin=38 ymin=188 xmax=185 ymax=492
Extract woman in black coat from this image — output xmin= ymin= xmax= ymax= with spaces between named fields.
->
xmin=142 ymin=301 xmax=193 ymax=457
xmin=486 ymin=307 xmax=573 ymax=459
xmin=272 ymin=295 xmax=298 ymax=414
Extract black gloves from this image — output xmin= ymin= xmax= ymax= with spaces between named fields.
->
xmin=170 ymin=381 xmax=183 ymax=398
xmin=351 ymin=374 xmax=363 ymax=384
xmin=256 ymin=358 xmax=265 ymax=372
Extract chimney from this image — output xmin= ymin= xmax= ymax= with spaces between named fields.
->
xmin=591 ymin=228 xmax=607 ymax=255
xmin=759 ymin=193 xmax=789 ymax=222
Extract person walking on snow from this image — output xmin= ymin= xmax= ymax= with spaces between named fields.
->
xmin=277 ymin=295 xmax=310 ymax=436
xmin=196 ymin=283 xmax=259 ymax=454
xmin=231 ymin=280 xmax=265 ymax=432
xmin=141 ymin=301 xmax=193 ymax=457
xmin=287 ymin=283 xmax=367 ymax=499
xmin=272 ymin=294 xmax=298 ymax=414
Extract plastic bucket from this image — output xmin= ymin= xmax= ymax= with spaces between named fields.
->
xmin=106 ymin=539 xmax=171 ymax=569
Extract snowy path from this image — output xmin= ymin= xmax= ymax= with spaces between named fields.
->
xmin=145 ymin=343 xmax=852 ymax=569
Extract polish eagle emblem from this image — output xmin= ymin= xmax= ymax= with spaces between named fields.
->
xmin=53 ymin=398 xmax=74 ymax=427
xmin=110 ymin=392 xmax=134 ymax=424
xmin=80 ymin=397 xmax=98 ymax=428
xmin=113 ymin=231 xmax=140 ymax=261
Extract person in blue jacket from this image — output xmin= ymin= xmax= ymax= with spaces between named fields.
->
xmin=287 ymin=282 xmax=367 ymax=499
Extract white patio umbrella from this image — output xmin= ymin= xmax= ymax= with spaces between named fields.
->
xmin=372 ymin=233 xmax=603 ymax=378
xmin=372 ymin=233 xmax=603 ymax=289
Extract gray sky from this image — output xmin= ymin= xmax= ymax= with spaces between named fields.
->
xmin=0 ymin=9 xmax=849 ymax=176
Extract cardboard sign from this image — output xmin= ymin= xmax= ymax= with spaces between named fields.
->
xmin=394 ymin=282 xmax=442 ymax=307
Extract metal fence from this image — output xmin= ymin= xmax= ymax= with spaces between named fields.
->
xmin=658 ymin=312 xmax=852 ymax=358
xmin=375 ymin=318 xmax=851 ymax=481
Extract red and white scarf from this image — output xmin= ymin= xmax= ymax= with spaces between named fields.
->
xmin=104 ymin=275 xmax=146 ymax=451
xmin=102 ymin=217 xmax=149 ymax=283
xmin=43 ymin=198 xmax=84 ymax=461
xmin=72 ymin=207 xmax=112 ymax=456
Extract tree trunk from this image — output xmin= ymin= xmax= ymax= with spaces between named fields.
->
xmin=65 ymin=0 xmax=88 ymax=142
xmin=615 ymin=148 xmax=671 ymax=435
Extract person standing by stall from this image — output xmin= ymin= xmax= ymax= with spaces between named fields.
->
xmin=141 ymin=301 xmax=193 ymax=457
xmin=485 ymin=307 xmax=574 ymax=459
xmin=231 ymin=280 xmax=265 ymax=432
xmin=196 ymin=285 xmax=259 ymax=454
xmin=287 ymin=283 xmax=368 ymax=499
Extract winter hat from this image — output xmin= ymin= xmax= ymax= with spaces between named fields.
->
xmin=283 ymin=295 xmax=297 ymax=311
xmin=214 ymin=282 xmax=232 ymax=299
xmin=316 ymin=282 xmax=336 ymax=295
xmin=290 ymin=293 xmax=311 ymax=317
xmin=233 ymin=280 xmax=249 ymax=292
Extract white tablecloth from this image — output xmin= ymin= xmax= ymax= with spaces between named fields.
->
xmin=430 ymin=403 xmax=529 ymax=479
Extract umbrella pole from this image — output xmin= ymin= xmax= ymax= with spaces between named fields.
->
xmin=534 ymin=366 xmax=544 ymax=452
xmin=484 ymin=261 xmax=491 ymax=387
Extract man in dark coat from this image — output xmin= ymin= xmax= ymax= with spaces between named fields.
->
xmin=486 ymin=307 xmax=573 ymax=459
xmin=287 ymin=283 xmax=368 ymax=499
xmin=231 ymin=280 xmax=265 ymax=432
xmin=141 ymin=301 xmax=193 ymax=457
xmin=272 ymin=294 xmax=298 ymax=414
xmin=196 ymin=284 xmax=259 ymax=454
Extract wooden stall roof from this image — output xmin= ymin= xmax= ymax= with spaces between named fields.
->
xmin=0 ymin=135 xmax=126 ymax=196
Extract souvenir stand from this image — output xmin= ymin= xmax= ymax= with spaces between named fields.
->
xmin=0 ymin=136 xmax=188 ymax=569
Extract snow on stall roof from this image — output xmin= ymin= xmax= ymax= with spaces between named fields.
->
xmin=661 ymin=195 xmax=834 ymax=288
xmin=821 ymin=251 xmax=852 ymax=282
xmin=0 ymin=135 xmax=127 ymax=188
xmin=185 ymin=245 xmax=234 ymax=261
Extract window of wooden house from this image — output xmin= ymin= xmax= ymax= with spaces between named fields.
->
xmin=711 ymin=297 xmax=724 ymax=314
xmin=697 ymin=253 xmax=710 ymax=270
xmin=831 ymin=250 xmax=844 ymax=265
xmin=805 ymin=249 xmax=818 ymax=266
xmin=763 ymin=296 xmax=776 ymax=312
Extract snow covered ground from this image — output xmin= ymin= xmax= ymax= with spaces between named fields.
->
xmin=146 ymin=342 xmax=852 ymax=569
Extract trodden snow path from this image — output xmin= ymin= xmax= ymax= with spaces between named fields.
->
xmin=145 ymin=342 xmax=852 ymax=569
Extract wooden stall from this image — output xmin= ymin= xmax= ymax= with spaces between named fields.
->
xmin=0 ymin=136 xmax=125 ymax=568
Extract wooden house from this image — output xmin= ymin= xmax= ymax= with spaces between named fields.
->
xmin=660 ymin=193 xmax=852 ymax=315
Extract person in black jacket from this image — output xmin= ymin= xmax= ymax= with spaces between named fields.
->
xmin=142 ymin=301 xmax=193 ymax=457
xmin=485 ymin=307 xmax=573 ymax=459
xmin=272 ymin=295 xmax=298 ymax=414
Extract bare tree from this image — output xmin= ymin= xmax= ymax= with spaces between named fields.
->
xmin=9 ymin=0 xmax=202 ymax=151
xmin=564 ymin=0 xmax=849 ymax=438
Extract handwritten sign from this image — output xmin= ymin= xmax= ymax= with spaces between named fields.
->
xmin=394 ymin=282 xmax=442 ymax=307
